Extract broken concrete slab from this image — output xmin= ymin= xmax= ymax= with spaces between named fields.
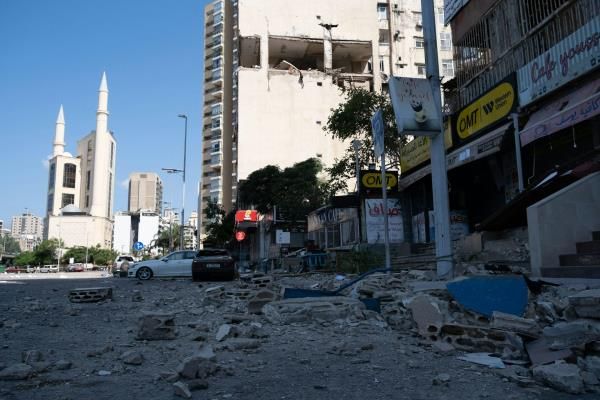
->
xmin=173 ymin=381 xmax=192 ymax=399
xmin=177 ymin=347 xmax=217 ymax=379
xmin=525 ymin=337 xmax=573 ymax=366
xmin=0 ymin=363 xmax=33 ymax=380
xmin=457 ymin=353 xmax=505 ymax=369
xmin=247 ymin=289 xmax=277 ymax=314
xmin=69 ymin=287 xmax=113 ymax=303
xmin=216 ymin=324 xmax=232 ymax=342
xmin=136 ymin=311 xmax=177 ymax=340
xmin=490 ymin=311 xmax=539 ymax=336
xmin=569 ymin=289 xmax=600 ymax=319
xmin=220 ymin=338 xmax=262 ymax=351
xmin=446 ymin=276 xmax=528 ymax=318
xmin=262 ymin=297 xmax=366 ymax=325
xmin=542 ymin=319 xmax=600 ymax=350
xmin=406 ymin=295 xmax=444 ymax=340
xmin=438 ymin=323 xmax=523 ymax=354
xmin=532 ymin=361 xmax=585 ymax=394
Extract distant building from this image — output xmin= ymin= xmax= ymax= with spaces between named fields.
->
xmin=113 ymin=213 xmax=132 ymax=255
xmin=44 ymin=72 xmax=117 ymax=249
xmin=10 ymin=212 xmax=43 ymax=252
xmin=112 ymin=210 xmax=160 ymax=256
xmin=128 ymin=172 xmax=163 ymax=214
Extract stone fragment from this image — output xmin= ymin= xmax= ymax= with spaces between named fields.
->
xmin=542 ymin=320 xmax=600 ymax=350
xmin=177 ymin=345 xmax=217 ymax=379
xmin=98 ymin=370 xmax=111 ymax=376
xmin=582 ymin=371 xmax=599 ymax=386
xmin=262 ymin=297 xmax=366 ymax=324
xmin=187 ymin=378 xmax=209 ymax=390
xmin=216 ymin=324 xmax=232 ymax=342
xmin=121 ymin=350 xmax=144 ymax=365
xmin=525 ymin=338 xmax=572 ymax=366
xmin=247 ymin=289 xmax=277 ymax=314
xmin=532 ymin=361 xmax=584 ymax=394
xmin=173 ymin=381 xmax=192 ymax=399
xmin=69 ymin=287 xmax=113 ymax=303
xmin=432 ymin=373 xmax=450 ymax=385
xmin=30 ymin=362 xmax=52 ymax=373
xmin=132 ymin=290 xmax=143 ymax=302
xmin=159 ymin=370 xmax=179 ymax=382
xmin=137 ymin=311 xmax=177 ymax=340
xmin=205 ymin=285 xmax=224 ymax=297
xmin=535 ymin=301 xmax=558 ymax=322
xmin=578 ymin=356 xmax=600 ymax=379
xmin=54 ymin=360 xmax=72 ymax=370
xmin=407 ymin=295 xmax=444 ymax=340
xmin=0 ymin=363 xmax=33 ymax=380
xmin=21 ymin=350 xmax=43 ymax=364
xmin=569 ymin=289 xmax=600 ymax=319
xmin=432 ymin=341 xmax=455 ymax=353
xmin=457 ymin=353 xmax=505 ymax=369
xmin=221 ymin=338 xmax=261 ymax=351
xmin=490 ymin=311 xmax=539 ymax=335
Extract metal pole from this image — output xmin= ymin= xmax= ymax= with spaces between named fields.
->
xmin=352 ymin=140 xmax=362 ymax=243
xmin=421 ymin=0 xmax=453 ymax=279
xmin=179 ymin=114 xmax=188 ymax=250
xmin=512 ymin=113 xmax=524 ymax=193
xmin=380 ymin=154 xmax=391 ymax=272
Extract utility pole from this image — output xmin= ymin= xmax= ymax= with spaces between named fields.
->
xmin=421 ymin=0 xmax=453 ymax=279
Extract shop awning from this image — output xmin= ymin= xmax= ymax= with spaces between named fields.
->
xmin=399 ymin=123 xmax=512 ymax=190
xmin=520 ymin=77 xmax=600 ymax=147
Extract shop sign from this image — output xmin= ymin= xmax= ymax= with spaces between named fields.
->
xmin=365 ymin=199 xmax=404 ymax=244
xmin=400 ymin=120 xmax=453 ymax=173
xmin=444 ymin=0 xmax=470 ymax=25
xmin=360 ymin=171 xmax=398 ymax=193
xmin=389 ymin=77 xmax=442 ymax=136
xmin=235 ymin=210 xmax=258 ymax=223
xmin=307 ymin=207 xmax=357 ymax=232
xmin=518 ymin=15 xmax=600 ymax=106
xmin=235 ymin=231 xmax=246 ymax=242
xmin=455 ymin=76 xmax=516 ymax=141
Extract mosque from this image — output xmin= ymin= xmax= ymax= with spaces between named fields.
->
xmin=44 ymin=72 xmax=116 ymax=249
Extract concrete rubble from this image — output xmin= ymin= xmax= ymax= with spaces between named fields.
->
xmin=2 ymin=248 xmax=600 ymax=399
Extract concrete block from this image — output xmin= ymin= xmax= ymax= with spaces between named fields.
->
xmin=136 ymin=311 xmax=177 ymax=340
xmin=68 ymin=287 xmax=112 ymax=303
xmin=532 ymin=361 xmax=584 ymax=394
xmin=490 ymin=311 xmax=539 ymax=335
xmin=247 ymin=289 xmax=277 ymax=314
xmin=569 ymin=289 xmax=600 ymax=319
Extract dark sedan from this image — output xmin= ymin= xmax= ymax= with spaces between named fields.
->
xmin=191 ymin=249 xmax=236 ymax=281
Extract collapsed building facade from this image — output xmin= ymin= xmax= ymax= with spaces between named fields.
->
xmin=198 ymin=0 xmax=453 ymax=244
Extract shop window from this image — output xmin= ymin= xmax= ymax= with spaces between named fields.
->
xmin=63 ymin=163 xmax=76 ymax=188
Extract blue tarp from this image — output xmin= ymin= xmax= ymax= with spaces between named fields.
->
xmin=446 ymin=276 xmax=528 ymax=318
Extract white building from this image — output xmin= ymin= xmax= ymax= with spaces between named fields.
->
xmin=198 ymin=0 xmax=453 ymax=239
xmin=128 ymin=172 xmax=163 ymax=214
xmin=113 ymin=213 xmax=132 ymax=255
xmin=45 ymin=72 xmax=117 ymax=249
xmin=10 ymin=212 xmax=44 ymax=252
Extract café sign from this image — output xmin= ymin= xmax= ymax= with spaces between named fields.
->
xmin=518 ymin=15 xmax=600 ymax=106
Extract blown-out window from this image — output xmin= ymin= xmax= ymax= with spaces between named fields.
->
xmin=63 ymin=163 xmax=76 ymax=188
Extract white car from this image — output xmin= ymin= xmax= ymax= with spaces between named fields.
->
xmin=127 ymin=250 xmax=197 ymax=280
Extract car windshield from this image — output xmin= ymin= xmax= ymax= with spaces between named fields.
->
xmin=119 ymin=257 xmax=134 ymax=262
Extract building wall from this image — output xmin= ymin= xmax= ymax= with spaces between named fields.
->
xmin=11 ymin=213 xmax=44 ymax=238
xmin=128 ymin=172 xmax=163 ymax=214
xmin=47 ymin=215 xmax=113 ymax=249
xmin=138 ymin=212 xmax=160 ymax=249
xmin=47 ymin=155 xmax=82 ymax=216
xmin=113 ymin=214 xmax=132 ymax=254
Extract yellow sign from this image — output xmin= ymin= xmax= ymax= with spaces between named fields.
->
xmin=456 ymin=82 xmax=515 ymax=139
xmin=400 ymin=121 xmax=452 ymax=173
xmin=361 ymin=172 xmax=398 ymax=190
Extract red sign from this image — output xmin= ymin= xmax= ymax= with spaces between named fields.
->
xmin=235 ymin=231 xmax=246 ymax=242
xmin=235 ymin=210 xmax=258 ymax=223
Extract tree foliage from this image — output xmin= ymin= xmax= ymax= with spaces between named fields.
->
xmin=0 ymin=235 xmax=21 ymax=254
xmin=323 ymin=87 xmax=405 ymax=193
xmin=203 ymin=199 xmax=235 ymax=247
xmin=238 ymin=158 xmax=329 ymax=226
xmin=153 ymin=223 xmax=181 ymax=252
xmin=12 ymin=240 xmax=117 ymax=267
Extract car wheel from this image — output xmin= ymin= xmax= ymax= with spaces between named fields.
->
xmin=136 ymin=267 xmax=153 ymax=280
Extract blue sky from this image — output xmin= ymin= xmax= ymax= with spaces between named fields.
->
xmin=0 ymin=0 xmax=208 ymax=226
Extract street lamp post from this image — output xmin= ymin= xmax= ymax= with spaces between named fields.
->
xmin=179 ymin=114 xmax=188 ymax=251
xmin=352 ymin=139 xmax=362 ymax=243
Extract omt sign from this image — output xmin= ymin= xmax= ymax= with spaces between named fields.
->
xmin=360 ymin=171 xmax=398 ymax=193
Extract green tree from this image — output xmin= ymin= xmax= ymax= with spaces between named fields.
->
xmin=323 ymin=88 xmax=405 ymax=193
xmin=34 ymin=239 xmax=61 ymax=265
xmin=14 ymin=251 xmax=36 ymax=266
xmin=238 ymin=165 xmax=280 ymax=214
xmin=62 ymin=246 xmax=89 ymax=263
xmin=203 ymin=199 xmax=235 ymax=247
xmin=154 ymin=223 xmax=180 ymax=252
xmin=90 ymin=247 xmax=117 ymax=266
xmin=0 ymin=235 xmax=21 ymax=254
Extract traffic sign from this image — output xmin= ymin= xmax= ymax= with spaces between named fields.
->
xmin=235 ymin=231 xmax=246 ymax=242
xmin=133 ymin=242 xmax=144 ymax=251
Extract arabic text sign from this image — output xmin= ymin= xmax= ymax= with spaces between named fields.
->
xmin=365 ymin=199 xmax=404 ymax=244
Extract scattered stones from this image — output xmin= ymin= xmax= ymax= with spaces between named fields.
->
xmin=137 ymin=311 xmax=177 ymax=340
xmin=457 ymin=353 xmax=505 ymax=369
xmin=262 ymin=297 xmax=366 ymax=324
xmin=532 ymin=361 xmax=584 ymax=394
xmin=177 ymin=345 xmax=217 ymax=379
xmin=21 ymin=349 xmax=43 ymax=364
xmin=432 ymin=373 xmax=450 ymax=386
xmin=97 ymin=370 xmax=112 ymax=376
xmin=542 ymin=320 xmax=600 ymax=350
xmin=490 ymin=311 xmax=539 ymax=336
xmin=53 ymin=360 xmax=72 ymax=370
xmin=220 ymin=338 xmax=261 ymax=351
xmin=173 ymin=381 xmax=192 ymax=399
xmin=216 ymin=324 xmax=232 ymax=342
xmin=187 ymin=378 xmax=209 ymax=390
xmin=120 ymin=350 xmax=144 ymax=365
xmin=132 ymin=290 xmax=143 ymax=302
xmin=569 ymin=289 xmax=600 ymax=319
xmin=0 ymin=363 xmax=33 ymax=380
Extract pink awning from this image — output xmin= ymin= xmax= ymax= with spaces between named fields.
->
xmin=520 ymin=77 xmax=600 ymax=147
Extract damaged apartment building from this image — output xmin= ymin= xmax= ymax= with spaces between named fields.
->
xmin=198 ymin=0 xmax=454 ymax=240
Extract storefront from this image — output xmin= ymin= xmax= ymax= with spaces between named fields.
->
xmin=306 ymin=206 xmax=358 ymax=250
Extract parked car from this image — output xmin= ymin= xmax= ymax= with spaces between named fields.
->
xmin=127 ymin=250 xmax=198 ymax=280
xmin=192 ymin=249 xmax=236 ymax=281
xmin=5 ymin=266 xmax=20 ymax=273
xmin=112 ymin=255 xmax=135 ymax=277
xmin=40 ymin=265 xmax=59 ymax=273
xmin=67 ymin=263 xmax=85 ymax=272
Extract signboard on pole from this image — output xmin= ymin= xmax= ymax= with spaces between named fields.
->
xmin=389 ymin=77 xmax=442 ymax=136
xmin=365 ymin=199 xmax=404 ymax=244
xmin=235 ymin=231 xmax=246 ymax=242
xmin=275 ymin=230 xmax=290 ymax=245
xmin=133 ymin=242 xmax=144 ymax=251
